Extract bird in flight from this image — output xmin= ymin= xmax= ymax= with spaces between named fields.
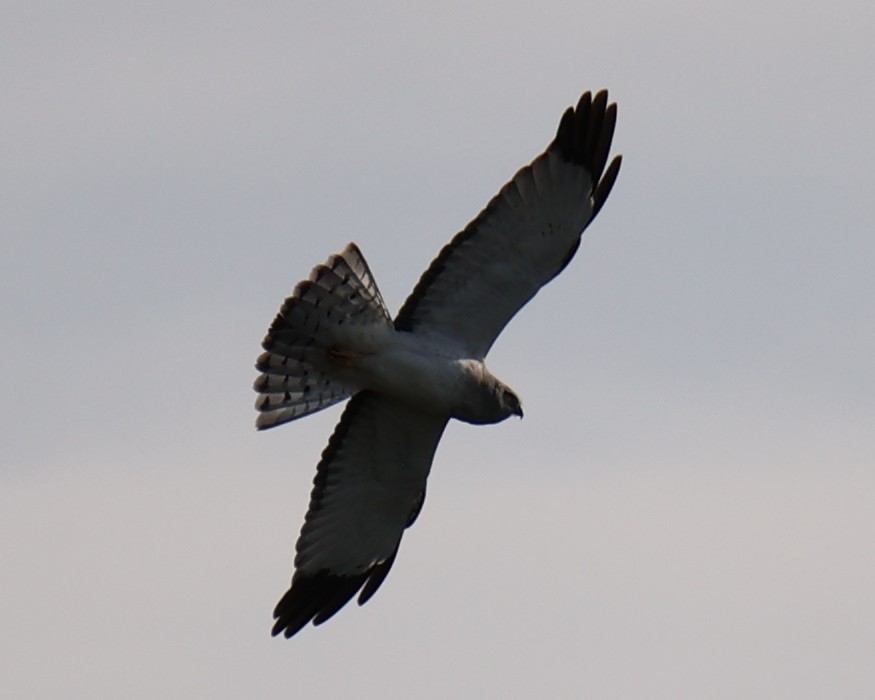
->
xmin=255 ymin=90 xmax=622 ymax=638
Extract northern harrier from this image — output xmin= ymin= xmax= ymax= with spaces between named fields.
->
xmin=255 ymin=90 xmax=622 ymax=638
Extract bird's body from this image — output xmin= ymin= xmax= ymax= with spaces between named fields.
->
xmin=255 ymin=90 xmax=622 ymax=637
xmin=356 ymin=348 xmax=517 ymax=425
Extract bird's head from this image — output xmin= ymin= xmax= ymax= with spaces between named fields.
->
xmin=499 ymin=386 xmax=524 ymax=419
xmin=453 ymin=374 xmax=523 ymax=425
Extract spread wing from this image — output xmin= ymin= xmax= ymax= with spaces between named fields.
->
xmin=271 ymin=391 xmax=448 ymax=638
xmin=394 ymin=90 xmax=622 ymax=358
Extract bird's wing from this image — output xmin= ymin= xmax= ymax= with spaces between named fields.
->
xmin=394 ymin=90 xmax=622 ymax=359
xmin=272 ymin=391 xmax=448 ymax=638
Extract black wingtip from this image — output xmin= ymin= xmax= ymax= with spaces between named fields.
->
xmin=553 ymin=89 xmax=621 ymax=218
xmin=555 ymin=90 xmax=617 ymax=165
xmin=271 ymin=570 xmax=370 ymax=638
xmin=271 ymin=549 xmax=402 ymax=638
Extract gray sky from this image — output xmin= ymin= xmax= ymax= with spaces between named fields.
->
xmin=3 ymin=1 xmax=874 ymax=697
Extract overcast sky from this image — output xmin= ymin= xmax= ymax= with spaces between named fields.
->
xmin=3 ymin=1 xmax=874 ymax=697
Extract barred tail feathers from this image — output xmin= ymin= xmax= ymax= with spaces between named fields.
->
xmin=255 ymin=243 xmax=392 ymax=430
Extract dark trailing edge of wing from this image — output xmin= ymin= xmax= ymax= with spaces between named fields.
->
xmin=394 ymin=89 xmax=622 ymax=334
xmin=271 ymin=392 xmax=427 ymax=638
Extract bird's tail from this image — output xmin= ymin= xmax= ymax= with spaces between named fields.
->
xmin=254 ymin=243 xmax=392 ymax=430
